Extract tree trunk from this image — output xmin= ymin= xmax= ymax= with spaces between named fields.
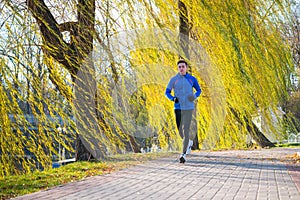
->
xmin=27 ymin=0 xmax=141 ymax=160
xmin=27 ymin=0 xmax=97 ymax=161
xmin=75 ymin=133 xmax=94 ymax=161
xmin=178 ymin=0 xmax=190 ymax=61
xmin=245 ymin=117 xmax=275 ymax=148
xmin=128 ymin=135 xmax=141 ymax=153
xmin=230 ymin=107 xmax=275 ymax=148
xmin=178 ymin=0 xmax=200 ymax=150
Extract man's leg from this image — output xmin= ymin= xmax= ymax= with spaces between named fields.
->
xmin=182 ymin=110 xmax=193 ymax=154
xmin=175 ymin=109 xmax=183 ymax=139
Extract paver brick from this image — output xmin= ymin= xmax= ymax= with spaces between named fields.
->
xmin=13 ymin=148 xmax=300 ymax=200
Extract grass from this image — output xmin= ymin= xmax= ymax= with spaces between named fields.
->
xmin=0 ymin=151 xmax=176 ymax=199
xmin=275 ymin=143 xmax=300 ymax=148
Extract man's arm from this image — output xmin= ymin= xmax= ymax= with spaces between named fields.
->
xmin=165 ymin=78 xmax=175 ymax=101
xmin=165 ymin=88 xmax=175 ymax=101
xmin=193 ymin=78 xmax=201 ymax=99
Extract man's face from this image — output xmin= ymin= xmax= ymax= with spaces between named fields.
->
xmin=178 ymin=63 xmax=188 ymax=75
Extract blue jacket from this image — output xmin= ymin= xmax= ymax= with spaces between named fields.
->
xmin=165 ymin=73 xmax=201 ymax=110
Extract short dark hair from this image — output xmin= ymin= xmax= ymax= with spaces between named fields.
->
xmin=177 ymin=60 xmax=187 ymax=66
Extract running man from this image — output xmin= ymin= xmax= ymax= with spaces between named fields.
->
xmin=165 ymin=60 xmax=201 ymax=163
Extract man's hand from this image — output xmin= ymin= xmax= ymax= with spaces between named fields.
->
xmin=188 ymin=95 xmax=195 ymax=102
xmin=173 ymin=97 xmax=179 ymax=103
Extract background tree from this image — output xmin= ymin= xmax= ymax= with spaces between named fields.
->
xmin=283 ymin=0 xmax=300 ymax=131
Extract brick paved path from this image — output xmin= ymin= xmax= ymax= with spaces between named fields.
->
xmin=15 ymin=148 xmax=300 ymax=200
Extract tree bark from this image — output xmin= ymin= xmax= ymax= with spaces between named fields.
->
xmin=26 ymin=0 xmax=78 ymax=74
xmin=75 ymin=133 xmax=94 ymax=161
xmin=245 ymin=117 xmax=275 ymax=148
xmin=230 ymin=107 xmax=275 ymax=148
xmin=178 ymin=0 xmax=190 ymax=60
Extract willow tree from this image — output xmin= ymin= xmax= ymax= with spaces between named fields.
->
xmin=25 ymin=0 xmax=143 ymax=160
xmin=188 ymin=0 xmax=292 ymax=148
xmin=25 ymin=0 xmax=99 ymax=160
xmin=1 ymin=0 xmax=143 ymax=176
xmin=133 ymin=0 xmax=293 ymax=148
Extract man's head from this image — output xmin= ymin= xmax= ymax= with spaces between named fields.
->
xmin=177 ymin=60 xmax=188 ymax=75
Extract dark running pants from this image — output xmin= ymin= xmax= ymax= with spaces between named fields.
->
xmin=175 ymin=109 xmax=193 ymax=154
